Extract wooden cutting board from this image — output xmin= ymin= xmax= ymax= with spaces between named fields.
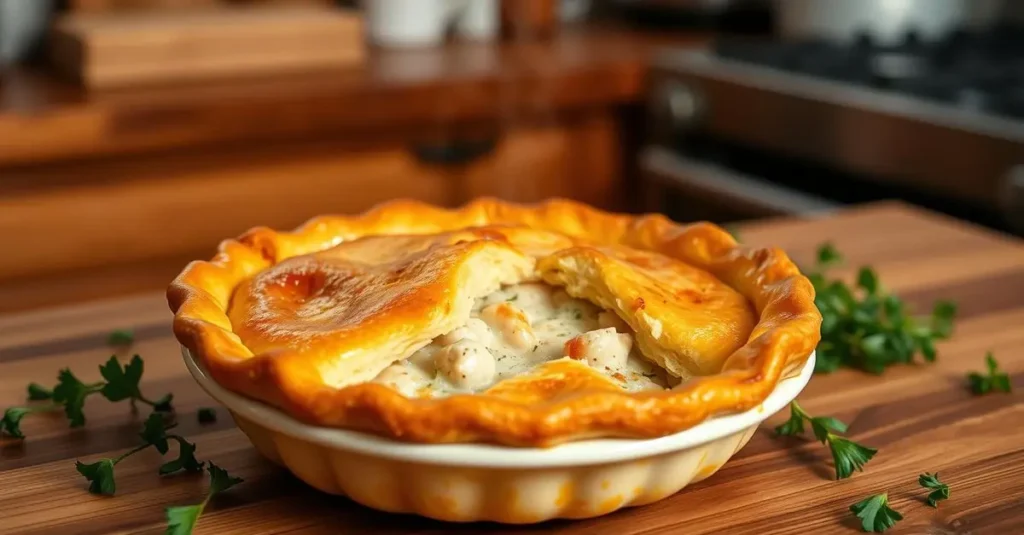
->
xmin=49 ymin=4 xmax=365 ymax=88
xmin=1 ymin=201 xmax=1022 ymax=534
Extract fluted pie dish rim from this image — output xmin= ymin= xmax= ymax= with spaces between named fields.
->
xmin=183 ymin=345 xmax=816 ymax=467
xmin=167 ymin=198 xmax=822 ymax=447
xmin=183 ymin=346 xmax=814 ymax=523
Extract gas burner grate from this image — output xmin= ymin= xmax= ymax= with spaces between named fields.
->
xmin=713 ymin=26 xmax=1024 ymax=119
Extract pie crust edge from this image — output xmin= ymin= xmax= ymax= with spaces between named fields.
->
xmin=167 ymin=198 xmax=822 ymax=447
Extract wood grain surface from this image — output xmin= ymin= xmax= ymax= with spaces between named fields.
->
xmin=1 ymin=202 xmax=1022 ymax=534
xmin=0 ymin=25 xmax=704 ymax=167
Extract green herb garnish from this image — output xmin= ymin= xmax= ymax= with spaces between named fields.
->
xmin=27 ymin=383 xmax=53 ymax=400
xmin=165 ymin=462 xmax=243 ymax=535
xmin=850 ymin=493 xmax=903 ymax=532
xmin=76 ymin=413 xmax=203 ymax=495
xmin=197 ymin=408 xmax=217 ymax=424
xmin=807 ymin=243 xmax=956 ymax=374
xmin=816 ymin=242 xmax=843 ymax=267
xmin=99 ymin=355 xmax=174 ymax=412
xmin=107 ymin=329 xmax=135 ymax=346
xmin=51 ymin=368 xmax=105 ymax=427
xmin=967 ymin=352 xmax=1012 ymax=395
xmin=1 ymin=355 xmax=174 ymax=439
xmin=918 ymin=472 xmax=950 ymax=507
xmin=1 ymin=405 xmax=59 ymax=438
xmin=775 ymin=401 xmax=876 ymax=480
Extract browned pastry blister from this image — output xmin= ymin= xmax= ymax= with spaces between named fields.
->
xmin=168 ymin=198 xmax=821 ymax=447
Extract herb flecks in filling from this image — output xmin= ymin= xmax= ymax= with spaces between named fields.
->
xmin=371 ymin=283 xmax=669 ymax=397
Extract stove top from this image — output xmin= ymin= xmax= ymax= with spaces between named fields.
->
xmin=646 ymin=30 xmax=1024 ymax=235
xmin=713 ymin=26 xmax=1024 ymax=120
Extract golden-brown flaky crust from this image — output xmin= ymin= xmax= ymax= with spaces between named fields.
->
xmin=168 ymin=198 xmax=821 ymax=447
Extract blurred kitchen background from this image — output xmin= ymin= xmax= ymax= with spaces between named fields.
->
xmin=2 ymin=0 xmax=1024 ymax=312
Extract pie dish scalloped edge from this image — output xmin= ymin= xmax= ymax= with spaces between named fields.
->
xmin=183 ymin=345 xmax=815 ymax=523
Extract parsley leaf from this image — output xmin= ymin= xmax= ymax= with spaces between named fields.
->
xmin=99 ymin=355 xmax=144 ymax=402
xmin=809 ymin=416 xmax=848 ymax=443
xmin=1 ymin=405 xmax=59 ymax=439
xmin=153 ymin=394 xmax=175 ymax=413
xmin=967 ymin=352 xmax=1012 ymax=395
xmin=76 ymin=413 xmax=166 ymax=495
xmin=850 ymin=493 xmax=903 ymax=533
xmin=1 ymin=407 xmax=31 ymax=438
xmin=141 ymin=412 xmax=171 ymax=454
xmin=160 ymin=437 xmax=204 ymax=476
xmin=3 ymin=355 xmax=175 ymax=439
xmin=51 ymin=369 xmax=104 ymax=428
xmin=207 ymin=463 xmax=243 ymax=494
xmin=99 ymin=355 xmax=175 ymax=411
xmin=808 ymin=243 xmax=957 ymax=375
xmin=76 ymin=458 xmax=117 ymax=495
xmin=197 ymin=408 xmax=217 ymax=424
xmin=829 ymin=436 xmax=877 ymax=480
xmin=774 ymin=402 xmax=808 ymax=436
xmin=774 ymin=401 xmax=876 ymax=480
xmin=27 ymin=383 xmax=53 ymax=401
xmin=919 ymin=472 xmax=950 ymax=507
xmin=931 ymin=301 xmax=957 ymax=339
xmin=817 ymin=242 xmax=842 ymax=267
xmin=165 ymin=462 xmax=243 ymax=535
xmin=76 ymin=413 xmax=202 ymax=495
xmin=165 ymin=505 xmax=201 ymax=535
xmin=107 ymin=329 xmax=135 ymax=346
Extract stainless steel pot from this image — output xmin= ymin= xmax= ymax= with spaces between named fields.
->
xmin=774 ymin=0 xmax=1005 ymax=45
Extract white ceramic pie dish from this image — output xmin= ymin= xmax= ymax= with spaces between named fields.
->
xmin=182 ymin=346 xmax=815 ymax=523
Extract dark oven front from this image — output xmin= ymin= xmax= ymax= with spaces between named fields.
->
xmin=639 ymin=50 xmax=1024 ymax=233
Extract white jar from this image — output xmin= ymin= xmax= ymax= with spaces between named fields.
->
xmin=364 ymin=0 xmax=449 ymax=48
xmin=453 ymin=0 xmax=499 ymax=41
xmin=365 ymin=0 xmax=499 ymax=48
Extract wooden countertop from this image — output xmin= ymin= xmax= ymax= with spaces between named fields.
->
xmin=0 ymin=25 xmax=705 ymax=167
xmin=2 ymin=202 xmax=1023 ymax=534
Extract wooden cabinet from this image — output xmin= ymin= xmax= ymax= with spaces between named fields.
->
xmin=0 ymin=109 xmax=623 ymax=312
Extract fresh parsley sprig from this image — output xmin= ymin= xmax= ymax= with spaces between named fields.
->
xmin=4 ymin=350 xmax=246 ymax=534
xmin=2 ymin=368 xmax=106 ymax=435
xmin=165 ymin=463 xmax=243 ymax=535
xmin=1 ymin=355 xmax=173 ymax=439
xmin=967 ymin=352 xmax=1012 ymax=395
xmin=850 ymin=493 xmax=903 ymax=533
xmin=76 ymin=413 xmax=203 ymax=495
xmin=807 ymin=243 xmax=957 ymax=374
xmin=919 ymin=472 xmax=950 ymax=507
xmin=107 ymin=329 xmax=135 ymax=346
xmin=775 ymin=400 xmax=877 ymax=480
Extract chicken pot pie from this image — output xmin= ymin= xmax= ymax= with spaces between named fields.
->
xmin=169 ymin=198 xmax=821 ymax=447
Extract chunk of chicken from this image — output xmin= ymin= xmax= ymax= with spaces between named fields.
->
xmin=372 ymin=363 xmax=421 ymax=396
xmin=437 ymin=317 xmax=495 ymax=347
xmin=480 ymin=302 xmax=537 ymax=350
xmin=563 ymin=327 xmax=633 ymax=370
xmin=433 ymin=339 xmax=497 ymax=390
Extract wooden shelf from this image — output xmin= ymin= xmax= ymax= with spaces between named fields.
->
xmin=0 ymin=25 xmax=708 ymax=167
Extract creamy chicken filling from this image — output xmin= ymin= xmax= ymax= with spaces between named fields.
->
xmin=371 ymin=283 xmax=671 ymax=397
